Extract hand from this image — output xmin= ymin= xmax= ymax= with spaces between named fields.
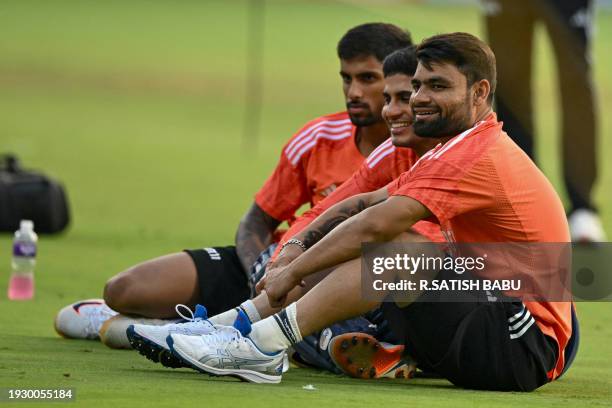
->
xmin=257 ymin=263 xmax=305 ymax=308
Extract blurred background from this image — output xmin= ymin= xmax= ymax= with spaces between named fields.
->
xmin=0 ymin=0 xmax=610 ymax=298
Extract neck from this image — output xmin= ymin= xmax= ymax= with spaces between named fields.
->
xmin=355 ymin=121 xmax=389 ymax=157
xmin=474 ymin=107 xmax=492 ymax=124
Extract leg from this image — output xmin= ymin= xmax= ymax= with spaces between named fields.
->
xmin=103 ymin=252 xmax=200 ymax=318
xmin=485 ymin=0 xmax=536 ymax=158
xmin=104 ymin=246 xmax=251 ymax=318
xmin=541 ymin=0 xmax=597 ymax=212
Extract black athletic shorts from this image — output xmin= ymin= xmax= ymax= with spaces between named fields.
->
xmin=184 ymin=246 xmax=250 ymax=316
xmin=381 ymin=268 xmax=559 ymax=391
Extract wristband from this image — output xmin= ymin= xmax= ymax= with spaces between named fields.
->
xmin=282 ymin=238 xmax=307 ymax=253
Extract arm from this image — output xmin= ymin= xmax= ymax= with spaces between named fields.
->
xmin=261 ymin=195 xmax=430 ymax=305
xmin=235 ymin=203 xmax=282 ymax=272
xmin=270 ymin=174 xmax=372 ymax=266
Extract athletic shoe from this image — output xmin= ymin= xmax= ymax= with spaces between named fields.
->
xmin=100 ymin=314 xmax=171 ymax=349
xmin=127 ymin=304 xmax=215 ymax=368
xmin=168 ymin=310 xmax=285 ymax=384
xmin=54 ymin=299 xmax=118 ymax=340
xmin=569 ymin=209 xmax=607 ymax=243
xmin=329 ymin=332 xmax=416 ymax=379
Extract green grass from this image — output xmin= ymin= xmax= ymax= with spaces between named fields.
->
xmin=0 ymin=0 xmax=611 ymax=406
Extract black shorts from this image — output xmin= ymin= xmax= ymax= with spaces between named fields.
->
xmin=184 ymin=246 xmax=250 ymax=316
xmin=381 ymin=270 xmax=558 ymax=391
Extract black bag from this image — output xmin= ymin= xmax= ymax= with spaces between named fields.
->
xmin=0 ymin=154 xmax=70 ymax=233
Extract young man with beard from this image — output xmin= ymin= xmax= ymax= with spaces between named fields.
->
xmin=54 ymin=23 xmax=412 ymax=347
xmin=167 ymin=32 xmax=574 ymax=391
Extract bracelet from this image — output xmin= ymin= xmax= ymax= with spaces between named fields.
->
xmin=282 ymin=238 xmax=307 ymax=253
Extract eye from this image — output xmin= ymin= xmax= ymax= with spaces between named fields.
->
xmin=341 ymin=74 xmax=351 ymax=84
xmin=383 ymin=94 xmax=391 ymax=104
xmin=412 ymin=83 xmax=420 ymax=91
xmin=401 ymin=92 xmax=412 ymax=101
xmin=432 ymin=84 xmax=446 ymax=90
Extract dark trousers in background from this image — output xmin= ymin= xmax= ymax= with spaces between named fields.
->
xmin=484 ymin=0 xmax=597 ymax=212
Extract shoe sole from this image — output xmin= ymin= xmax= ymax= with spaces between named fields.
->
xmin=329 ymin=332 xmax=412 ymax=379
xmin=126 ymin=326 xmax=186 ymax=369
xmin=167 ymin=336 xmax=282 ymax=384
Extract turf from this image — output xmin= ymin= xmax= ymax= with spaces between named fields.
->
xmin=0 ymin=1 xmax=611 ymax=406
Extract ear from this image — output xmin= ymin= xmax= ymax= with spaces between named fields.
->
xmin=472 ymin=79 xmax=491 ymax=106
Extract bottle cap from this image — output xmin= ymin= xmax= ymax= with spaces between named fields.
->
xmin=20 ymin=220 xmax=34 ymax=231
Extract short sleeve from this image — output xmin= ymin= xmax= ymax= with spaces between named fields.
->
xmin=254 ymin=149 xmax=310 ymax=222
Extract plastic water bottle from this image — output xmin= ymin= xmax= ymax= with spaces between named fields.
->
xmin=8 ymin=220 xmax=38 ymax=300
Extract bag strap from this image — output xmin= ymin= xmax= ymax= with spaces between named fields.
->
xmin=0 ymin=154 xmax=21 ymax=172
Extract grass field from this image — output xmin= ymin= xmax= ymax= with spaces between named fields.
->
xmin=1 ymin=1 xmax=611 ymax=406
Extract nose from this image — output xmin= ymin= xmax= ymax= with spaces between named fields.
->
xmin=411 ymin=86 xmax=430 ymax=106
xmin=384 ymin=99 xmax=402 ymax=120
xmin=347 ymin=81 xmax=363 ymax=101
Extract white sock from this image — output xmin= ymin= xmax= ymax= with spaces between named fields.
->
xmin=239 ymin=299 xmax=261 ymax=323
xmin=249 ymin=302 xmax=302 ymax=354
xmin=209 ymin=308 xmax=239 ymax=326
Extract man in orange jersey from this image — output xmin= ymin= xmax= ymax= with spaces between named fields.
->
xmin=168 ymin=32 xmax=575 ymax=390
xmin=54 ymin=23 xmax=413 ymax=344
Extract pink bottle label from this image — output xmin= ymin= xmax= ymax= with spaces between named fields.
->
xmin=8 ymin=275 xmax=34 ymax=300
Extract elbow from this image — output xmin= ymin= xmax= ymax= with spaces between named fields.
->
xmin=359 ymin=215 xmax=397 ymax=242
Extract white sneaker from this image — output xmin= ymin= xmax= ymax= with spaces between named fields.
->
xmin=127 ymin=304 xmax=215 ymax=367
xmin=100 ymin=314 xmax=171 ymax=349
xmin=168 ymin=318 xmax=285 ymax=384
xmin=569 ymin=209 xmax=607 ymax=243
xmin=54 ymin=299 xmax=118 ymax=340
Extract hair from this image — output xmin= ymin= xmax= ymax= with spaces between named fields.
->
xmin=416 ymin=32 xmax=497 ymax=103
xmin=382 ymin=46 xmax=417 ymax=77
xmin=337 ymin=23 xmax=413 ymax=63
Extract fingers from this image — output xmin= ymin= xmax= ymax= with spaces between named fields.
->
xmin=256 ymin=275 xmax=267 ymax=292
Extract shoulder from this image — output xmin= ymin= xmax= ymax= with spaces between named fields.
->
xmin=283 ymin=111 xmax=355 ymax=165
xmin=365 ymin=138 xmax=395 ymax=169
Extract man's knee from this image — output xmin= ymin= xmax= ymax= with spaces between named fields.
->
xmin=103 ymin=268 xmax=140 ymax=314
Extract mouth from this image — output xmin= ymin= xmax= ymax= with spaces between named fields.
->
xmin=413 ymin=108 xmax=440 ymax=121
xmin=387 ymin=121 xmax=411 ymax=136
xmin=347 ymin=103 xmax=369 ymax=113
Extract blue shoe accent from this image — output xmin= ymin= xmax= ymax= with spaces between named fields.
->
xmin=233 ymin=309 xmax=252 ymax=336
xmin=194 ymin=304 xmax=208 ymax=320
xmin=166 ymin=334 xmax=175 ymax=350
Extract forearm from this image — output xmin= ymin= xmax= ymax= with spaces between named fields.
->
xmin=294 ymin=188 xmax=387 ymax=250
xmin=289 ymin=195 xmax=428 ymax=280
xmin=235 ymin=203 xmax=281 ymax=271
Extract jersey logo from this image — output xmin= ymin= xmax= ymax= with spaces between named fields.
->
xmin=204 ymin=247 xmax=221 ymax=261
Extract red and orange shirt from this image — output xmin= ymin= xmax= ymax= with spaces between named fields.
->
xmin=275 ymin=139 xmax=443 ymax=254
xmin=255 ymin=111 xmax=364 ymax=224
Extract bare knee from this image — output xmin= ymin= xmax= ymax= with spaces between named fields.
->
xmin=103 ymin=268 xmax=140 ymax=314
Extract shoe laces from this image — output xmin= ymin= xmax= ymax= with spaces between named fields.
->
xmin=199 ymin=326 xmax=245 ymax=348
xmin=175 ymin=304 xmax=204 ymax=322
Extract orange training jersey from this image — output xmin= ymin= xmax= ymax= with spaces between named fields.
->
xmin=255 ymin=111 xmax=364 ymax=224
xmin=387 ymin=113 xmax=572 ymax=380
xmin=271 ymin=140 xmax=444 ymax=261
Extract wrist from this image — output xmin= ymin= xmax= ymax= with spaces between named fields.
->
xmin=281 ymin=238 xmax=307 ymax=253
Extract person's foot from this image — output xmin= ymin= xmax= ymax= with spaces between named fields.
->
xmin=54 ymin=299 xmax=118 ymax=340
xmin=127 ymin=304 xmax=215 ymax=368
xmin=569 ymin=209 xmax=607 ymax=243
xmin=329 ymin=332 xmax=416 ymax=379
xmin=167 ymin=313 xmax=285 ymax=384
xmin=100 ymin=314 xmax=171 ymax=349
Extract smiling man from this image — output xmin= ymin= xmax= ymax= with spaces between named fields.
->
xmin=167 ymin=32 xmax=574 ymax=391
